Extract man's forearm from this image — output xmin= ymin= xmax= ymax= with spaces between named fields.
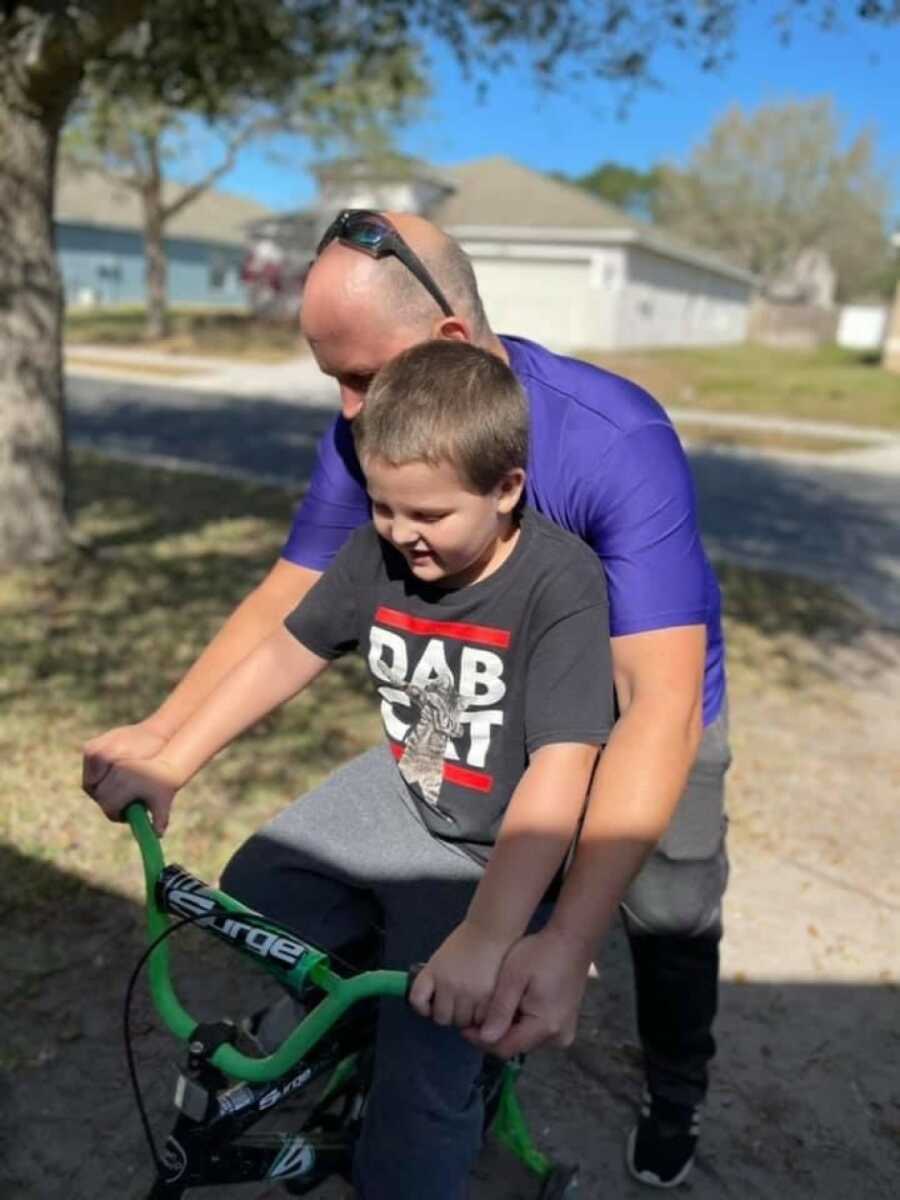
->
xmin=146 ymin=560 xmax=321 ymax=740
xmin=547 ymin=698 xmax=702 ymax=951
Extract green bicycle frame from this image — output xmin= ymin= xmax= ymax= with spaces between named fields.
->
xmin=125 ymin=803 xmax=554 ymax=1183
xmin=126 ymin=804 xmax=407 ymax=1084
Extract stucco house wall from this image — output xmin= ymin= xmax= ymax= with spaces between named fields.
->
xmin=454 ymin=237 xmax=751 ymax=353
xmin=616 ymin=246 xmax=751 ymax=349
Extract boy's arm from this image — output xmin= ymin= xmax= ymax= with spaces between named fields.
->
xmin=409 ymin=740 xmax=600 ymax=1029
xmin=91 ymin=625 xmax=329 ymax=833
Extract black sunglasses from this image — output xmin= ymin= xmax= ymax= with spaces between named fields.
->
xmin=316 ymin=209 xmax=454 ymax=318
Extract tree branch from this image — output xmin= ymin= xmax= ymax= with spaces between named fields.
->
xmin=160 ymin=119 xmax=275 ymax=221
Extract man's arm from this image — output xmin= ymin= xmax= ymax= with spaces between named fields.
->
xmin=409 ymin=741 xmax=600 ymax=1030
xmin=82 ymin=559 xmax=321 ymax=792
xmin=470 ymin=623 xmax=705 ymax=1056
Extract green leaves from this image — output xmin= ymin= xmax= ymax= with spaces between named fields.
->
xmin=651 ymin=98 xmax=892 ymax=301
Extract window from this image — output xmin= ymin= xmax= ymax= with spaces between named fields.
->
xmin=208 ymin=251 xmax=229 ymax=291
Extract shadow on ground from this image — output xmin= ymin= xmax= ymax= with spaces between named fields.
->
xmin=690 ymin=448 xmax=900 ymax=629
xmin=67 ymin=380 xmax=336 ymax=485
xmin=65 ymin=380 xmax=900 ymax=637
xmin=1 ymin=845 xmax=897 ymax=1200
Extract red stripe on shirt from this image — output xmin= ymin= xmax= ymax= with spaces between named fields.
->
xmin=389 ymin=741 xmax=493 ymax=793
xmin=443 ymin=761 xmax=493 ymax=792
xmin=375 ymin=606 xmax=511 ymax=649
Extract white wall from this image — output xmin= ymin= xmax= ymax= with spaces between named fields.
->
xmin=461 ymin=238 xmax=751 ymax=352
xmin=836 ymin=305 xmax=888 ymax=352
xmin=616 ymin=246 xmax=750 ymax=348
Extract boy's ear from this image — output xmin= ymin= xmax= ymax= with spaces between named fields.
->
xmin=496 ymin=468 xmax=526 ymax=514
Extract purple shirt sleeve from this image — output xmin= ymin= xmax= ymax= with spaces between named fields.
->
xmin=280 ymin=416 xmax=370 ymax=570
xmin=576 ymin=422 xmax=709 ymax=637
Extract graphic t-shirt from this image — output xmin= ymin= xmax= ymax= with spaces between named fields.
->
xmin=280 ymin=336 xmax=726 ymax=726
xmin=285 ymin=508 xmax=615 ymax=862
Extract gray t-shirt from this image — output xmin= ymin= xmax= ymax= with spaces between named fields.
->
xmin=285 ymin=507 xmax=614 ymax=862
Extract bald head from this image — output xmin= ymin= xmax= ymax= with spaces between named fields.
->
xmin=300 ymin=211 xmax=497 ymax=420
xmin=304 ymin=211 xmax=490 ymax=341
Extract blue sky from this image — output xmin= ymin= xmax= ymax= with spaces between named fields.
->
xmin=172 ymin=4 xmax=900 ymax=216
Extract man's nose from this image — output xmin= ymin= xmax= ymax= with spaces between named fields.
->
xmin=340 ymin=385 xmax=365 ymax=421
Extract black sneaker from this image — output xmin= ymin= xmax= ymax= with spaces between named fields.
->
xmin=626 ymin=1088 xmax=701 ymax=1188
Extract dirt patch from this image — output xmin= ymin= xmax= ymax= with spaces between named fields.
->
xmin=64 ymin=355 xmax=206 ymax=379
xmin=678 ymin=423 xmax=871 ymax=456
xmin=65 ymin=309 xmax=305 ymax=363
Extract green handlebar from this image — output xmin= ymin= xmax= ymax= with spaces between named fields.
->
xmin=125 ymin=803 xmax=408 ymax=1083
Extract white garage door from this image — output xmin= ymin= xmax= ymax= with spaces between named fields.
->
xmin=468 ymin=257 xmax=592 ymax=351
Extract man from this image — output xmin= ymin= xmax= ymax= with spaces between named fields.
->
xmin=84 ymin=210 xmax=730 ymax=1189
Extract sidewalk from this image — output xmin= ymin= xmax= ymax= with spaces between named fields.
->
xmin=65 ymin=342 xmax=336 ymax=405
xmin=65 ymin=342 xmax=900 ymax=475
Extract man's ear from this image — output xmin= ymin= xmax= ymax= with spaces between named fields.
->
xmin=433 ymin=315 xmax=473 ymax=343
xmin=497 ymin=469 xmax=526 ymax=513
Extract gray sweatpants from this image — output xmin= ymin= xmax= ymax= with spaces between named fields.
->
xmin=220 ymin=747 xmax=488 ymax=1200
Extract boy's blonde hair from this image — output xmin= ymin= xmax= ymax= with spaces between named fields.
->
xmin=352 ymin=340 xmax=528 ymax=493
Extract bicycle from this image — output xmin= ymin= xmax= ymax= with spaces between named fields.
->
xmin=123 ymin=802 xmax=579 ymax=1197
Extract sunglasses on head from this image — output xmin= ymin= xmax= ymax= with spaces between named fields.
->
xmin=316 ymin=209 xmax=454 ymax=318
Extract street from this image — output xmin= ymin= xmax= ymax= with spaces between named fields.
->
xmin=66 ymin=367 xmax=900 ymax=628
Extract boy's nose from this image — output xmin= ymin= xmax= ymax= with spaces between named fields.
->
xmin=391 ymin=517 xmax=421 ymax=547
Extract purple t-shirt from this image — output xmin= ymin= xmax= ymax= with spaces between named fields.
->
xmin=281 ymin=335 xmax=726 ymax=725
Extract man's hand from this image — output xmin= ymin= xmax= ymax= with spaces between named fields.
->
xmin=82 ymin=721 xmax=167 ymax=797
xmin=90 ymin=755 xmax=183 ymax=835
xmin=409 ymin=920 xmax=512 ymax=1030
xmin=463 ymin=925 xmax=594 ymax=1058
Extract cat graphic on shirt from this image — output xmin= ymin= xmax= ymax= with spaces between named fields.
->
xmin=384 ymin=667 xmax=467 ymax=821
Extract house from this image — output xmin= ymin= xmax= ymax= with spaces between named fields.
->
xmin=243 ymin=155 xmax=756 ymax=351
xmin=56 ymin=166 xmax=271 ymax=308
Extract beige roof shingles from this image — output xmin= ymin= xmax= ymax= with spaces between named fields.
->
xmin=433 ymin=156 xmax=634 ymax=232
xmin=432 ymin=156 xmax=755 ymax=284
xmin=55 ymin=165 xmax=271 ymax=246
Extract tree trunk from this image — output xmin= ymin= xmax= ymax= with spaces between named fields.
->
xmin=143 ymin=146 xmax=170 ymax=340
xmin=0 ymin=78 xmax=73 ymax=564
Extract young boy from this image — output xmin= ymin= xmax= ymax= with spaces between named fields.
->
xmin=92 ymin=340 xmax=615 ymax=1199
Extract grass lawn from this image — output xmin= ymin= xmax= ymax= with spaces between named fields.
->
xmin=586 ymin=344 xmax=900 ymax=431
xmin=64 ymin=306 xmax=303 ymax=362
xmin=0 ymin=452 xmax=874 ymax=919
